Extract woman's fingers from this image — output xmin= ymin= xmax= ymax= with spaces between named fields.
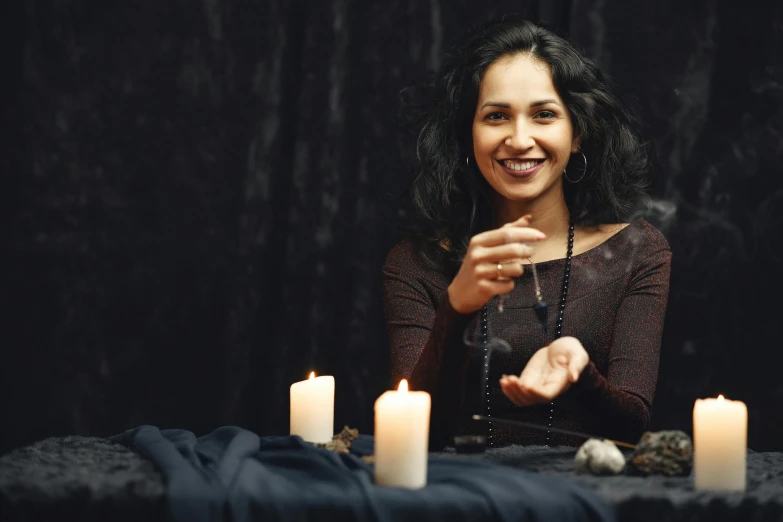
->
xmin=498 ymin=376 xmax=517 ymax=404
xmin=500 ymin=340 xmax=585 ymax=408
xmin=500 ymin=374 xmax=553 ymax=406
xmin=476 ymin=277 xmax=516 ymax=297
xmin=549 ymin=337 xmax=589 ymax=382
xmin=502 ymin=364 xmax=571 ymax=406
xmin=447 ymin=215 xmax=544 ymax=314
xmin=569 ymin=362 xmax=580 ymax=383
xmin=479 ymin=260 xmax=525 ymax=281
xmin=471 ymin=243 xmax=535 ymax=267
xmin=500 ymin=375 xmax=533 ymax=406
xmin=501 ymin=214 xmax=533 ymax=228
xmin=471 ymin=225 xmax=546 ymax=249
xmin=568 ymin=352 xmax=588 ymax=382
xmin=554 ymin=356 xmax=581 ymax=384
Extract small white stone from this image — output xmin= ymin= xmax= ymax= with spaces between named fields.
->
xmin=574 ymin=438 xmax=626 ymax=475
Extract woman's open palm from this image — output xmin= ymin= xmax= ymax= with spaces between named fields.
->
xmin=499 ymin=336 xmax=589 ymax=407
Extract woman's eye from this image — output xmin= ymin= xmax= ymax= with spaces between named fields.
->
xmin=485 ymin=112 xmax=507 ymax=121
xmin=536 ymin=110 xmax=557 ymax=119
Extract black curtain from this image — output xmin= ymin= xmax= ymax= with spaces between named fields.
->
xmin=2 ymin=0 xmax=782 ymax=454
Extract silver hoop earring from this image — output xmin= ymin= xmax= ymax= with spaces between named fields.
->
xmin=564 ymin=150 xmax=588 ymax=183
xmin=466 ymin=156 xmax=470 ymax=166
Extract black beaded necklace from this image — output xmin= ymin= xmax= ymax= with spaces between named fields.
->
xmin=480 ymin=223 xmax=575 ymax=446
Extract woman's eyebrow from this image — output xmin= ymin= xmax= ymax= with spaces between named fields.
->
xmin=479 ymin=101 xmax=511 ymax=110
xmin=479 ymin=99 xmax=561 ymax=110
xmin=530 ymin=99 xmax=560 ymax=107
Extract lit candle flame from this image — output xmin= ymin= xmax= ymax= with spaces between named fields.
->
xmin=398 ymin=379 xmax=408 ymax=393
xmin=717 ymin=394 xmax=724 ymax=401
xmin=309 ymin=371 xmax=315 ymax=380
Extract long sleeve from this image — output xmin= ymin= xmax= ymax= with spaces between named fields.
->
xmin=382 ymin=242 xmax=474 ymax=449
xmin=382 ymin=220 xmax=672 ymax=449
xmin=564 ymin=245 xmax=672 ymax=442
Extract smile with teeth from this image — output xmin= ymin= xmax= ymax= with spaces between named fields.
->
xmin=500 ymin=159 xmax=544 ymax=171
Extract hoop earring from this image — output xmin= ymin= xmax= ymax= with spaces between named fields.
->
xmin=466 ymin=156 xmax=470 ymax=167
xmin=564 ymin=150 xmax=588 ymax=183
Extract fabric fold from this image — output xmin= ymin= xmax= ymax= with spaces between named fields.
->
xmin=112 ymin=426 xmax=614 ymax=522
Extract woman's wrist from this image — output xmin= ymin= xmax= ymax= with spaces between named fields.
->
xmin=447 ymin=285 xmax=472 ymax=315
xmin=571 ymin=361 xmax=600 ymax=390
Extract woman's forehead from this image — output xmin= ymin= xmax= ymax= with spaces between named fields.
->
xmin=478 ymin=54 xmax=559 ymax=104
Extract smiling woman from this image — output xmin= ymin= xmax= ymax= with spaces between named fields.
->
xmin=384 ymin=17 xmax=671 ymax=449
xmin=472 ymin=54 xmax=580 ymax=226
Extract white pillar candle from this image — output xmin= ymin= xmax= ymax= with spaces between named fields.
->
xmin=290 ymin=372 xmax=334 ymax=443
xmin=693 ymin=395 xmax=747 ymax=491
xmin=374 ymin=379 xmax=431 ymax=489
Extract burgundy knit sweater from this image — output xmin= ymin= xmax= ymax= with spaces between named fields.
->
xmin=382 ymin=219 xmax=671 ymax=449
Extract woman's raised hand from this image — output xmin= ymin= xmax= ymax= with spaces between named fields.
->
xmin=499 ymin=336 xmax=590 ymax=406
xmin=447 ymin=215 xmax=546 ymax=315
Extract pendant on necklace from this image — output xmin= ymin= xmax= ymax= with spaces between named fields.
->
xmin=528 ymin=259 xmax=548 ymax=331
xmin=533 ymin=300 xmax=548 ymax=330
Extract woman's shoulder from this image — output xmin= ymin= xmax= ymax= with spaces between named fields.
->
xmin=384 ymin=237 xmax=448 ymax=271
xmin=591 ymin=219 xmax=671 ymax=273
xmin=384 ymin=237 xmax=419 ymax=268
xmin=384 ymin=237 xmax=452 ymax=286
xmin=577 ymin=219 xmax=668 ymax=259
xmin=622 ymin=218 xmax=671 ymax=254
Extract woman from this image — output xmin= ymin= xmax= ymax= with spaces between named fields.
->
xmin=383 ymin=17 xmax=671 ymax=449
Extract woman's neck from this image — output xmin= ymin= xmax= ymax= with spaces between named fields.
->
xmin=493 ymin=192 xmax=571 ymax=240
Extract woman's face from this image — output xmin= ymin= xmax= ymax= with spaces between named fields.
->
xmin=472 ymin=53 xmax=580 ymax=208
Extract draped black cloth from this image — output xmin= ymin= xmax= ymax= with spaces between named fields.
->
xmin=4 ymin=432 xmax=783 ymax=522
xmin=108 ymin=425 xmax=613 ymax=522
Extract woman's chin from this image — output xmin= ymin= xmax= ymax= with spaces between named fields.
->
xmin=496 ymin=178 xmax=563 ymax=203
xmin=499 ymin=188 xmax=541 ymax=202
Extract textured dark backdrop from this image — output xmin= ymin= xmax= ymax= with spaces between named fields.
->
xmin=1 ymin=0 xmax=782 ymax=454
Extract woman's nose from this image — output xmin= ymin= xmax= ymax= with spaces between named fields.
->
xmin=505 ymin=122 xmax=535 ymax=150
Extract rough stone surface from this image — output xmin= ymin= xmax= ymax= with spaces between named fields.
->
xmin=575 ymin=438 xmax=626 ymax=475
xmin=628 ymin=430 xmax=693 ymax=476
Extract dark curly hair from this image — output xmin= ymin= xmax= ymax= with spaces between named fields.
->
xmin=400 ymin=16 xmax=650 ymax=270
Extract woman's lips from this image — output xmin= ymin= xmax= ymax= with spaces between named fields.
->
xmin=497 ymin=159 xmax=545 ymax=178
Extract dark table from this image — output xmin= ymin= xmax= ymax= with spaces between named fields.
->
xmin=439 ymin=445 xmax=783 ymax=522
xmin=1 ymin=435 xmax=781 ymax=522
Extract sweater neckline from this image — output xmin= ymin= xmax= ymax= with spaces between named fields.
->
xmin=524 ymin=218 xmax=644 ymax=270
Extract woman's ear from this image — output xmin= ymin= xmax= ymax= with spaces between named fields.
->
xmin=571 ymin=135 xmax=582 ymax=153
